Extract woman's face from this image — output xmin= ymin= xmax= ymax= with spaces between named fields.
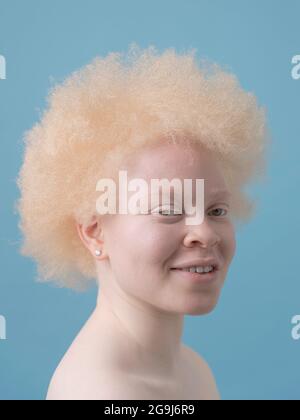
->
xmin=97 ymin=142 xmax=236 ymax=315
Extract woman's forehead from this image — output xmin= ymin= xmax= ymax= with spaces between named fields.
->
xmin=122 ymin=142 xmax=222 ymax=180
xmin=112 ymin=142 xmax=229 ymax=203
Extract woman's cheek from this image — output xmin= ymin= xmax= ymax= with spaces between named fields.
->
xmin=223 ymin=223 xmax=236 ymax=264
xmin=138 ymin=224 xmax=180 ymax=261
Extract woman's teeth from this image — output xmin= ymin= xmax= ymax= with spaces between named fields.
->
xmin=175 ymin=266 xmax=214 ymax=274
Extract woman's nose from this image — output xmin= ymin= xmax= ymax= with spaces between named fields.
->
xmin=183 ymin=218 xmax=221 ymax=249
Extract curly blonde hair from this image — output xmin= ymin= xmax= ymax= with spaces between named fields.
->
xmin=16 ymin=43 xmax=270 ymax=290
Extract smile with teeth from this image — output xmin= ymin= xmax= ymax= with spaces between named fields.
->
xmin=172 ymin=266 xmax=215 ymax=274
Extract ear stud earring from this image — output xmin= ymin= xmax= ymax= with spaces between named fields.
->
xmin=95 ymin=250 xmax=102 ymax=257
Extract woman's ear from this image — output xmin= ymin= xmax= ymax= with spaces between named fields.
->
xmin=76 ymin=215 xmax=104 ymax=258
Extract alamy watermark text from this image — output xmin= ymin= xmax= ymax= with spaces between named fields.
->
xmin=0 ymin=54 xmax=6 ymax=80
xmin=291 ymin=55 xmax=300 ymax=80
xmin=0 ymin=315 xmax=6 ymax=340
xmin=292 ymin=315 xmax=300 ymax=340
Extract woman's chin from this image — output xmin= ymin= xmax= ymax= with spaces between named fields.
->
xmin=183 ymin=294 xmax=221 ymax=315
xmin=185 ymin=304 xmax=217 ymax=316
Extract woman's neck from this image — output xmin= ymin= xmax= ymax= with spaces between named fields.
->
xmin=94 ymin=285 xmax=185 ymax=376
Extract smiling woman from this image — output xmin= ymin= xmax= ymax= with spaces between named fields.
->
xmin=16 ymin=43 xmax=269 ymax=400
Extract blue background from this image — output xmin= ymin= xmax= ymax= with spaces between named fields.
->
xmin=0 ymin=0 xmax=299 ymax=400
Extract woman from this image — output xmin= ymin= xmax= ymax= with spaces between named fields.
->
xmin=17 ymin=44 xmax=269 ymax=400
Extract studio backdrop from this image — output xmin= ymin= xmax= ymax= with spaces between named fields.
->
xmin=0 ymin=0 xmax=299 ymax=400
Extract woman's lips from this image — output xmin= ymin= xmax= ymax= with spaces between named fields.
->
xmin=170 ymin=267 xmax=219 ymax=283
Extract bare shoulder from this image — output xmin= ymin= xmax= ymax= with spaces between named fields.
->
xmin=182 ymin=345 xmax=221 ymax=401
xmin=47 ymin=364 xmax=144 ymax=400
xmin=46 ymin=343 xmax=144 ymax=401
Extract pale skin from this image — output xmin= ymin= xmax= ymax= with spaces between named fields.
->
xmin=46 ymin=142 xmax=236 ymax=400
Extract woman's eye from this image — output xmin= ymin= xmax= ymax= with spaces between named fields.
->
xmin=156 ymin=207 xmax=183 ymax=216
xmin=209 ymin=208 xmax=228 ymax=217
xmin=153 ymin=207 xmax=228 ymax=217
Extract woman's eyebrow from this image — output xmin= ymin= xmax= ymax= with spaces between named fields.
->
xmin=209 ymin=189 xmax=232 ymax=199
xmin=148 ymin=188 xmax=232 ymax=199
